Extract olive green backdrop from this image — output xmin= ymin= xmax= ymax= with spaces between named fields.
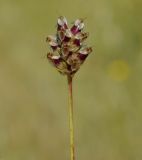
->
xmin=0 ymin=0 xmax=142 ymax=159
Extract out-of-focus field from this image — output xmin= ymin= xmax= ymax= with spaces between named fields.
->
xmin=0 ymin=0 xmax=142 ymax=159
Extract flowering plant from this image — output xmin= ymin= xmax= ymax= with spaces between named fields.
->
xmin=46 ymin=17 xmax=92 ymax=160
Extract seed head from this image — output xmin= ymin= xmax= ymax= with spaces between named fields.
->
xmin=46 ymin=16 xmax=92 ymax=77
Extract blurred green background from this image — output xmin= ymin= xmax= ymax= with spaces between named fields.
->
xmin=0 ymin=0 xmax=142 ymax=159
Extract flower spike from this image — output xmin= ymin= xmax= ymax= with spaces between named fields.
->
xmin=46 ymin=17 xmax=92 ymax=77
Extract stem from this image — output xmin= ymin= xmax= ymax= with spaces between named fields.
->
xmin=67 ymin=75 xmax=75 ymax=160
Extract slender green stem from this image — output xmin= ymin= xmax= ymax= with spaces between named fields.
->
xmin=67 ymin=75 xmax=75 ymax=160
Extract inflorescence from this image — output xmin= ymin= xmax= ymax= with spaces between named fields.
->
xmin=46 ymin=16 xmax=92 ymax=77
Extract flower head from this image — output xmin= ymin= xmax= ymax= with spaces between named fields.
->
xmin=46 ymin=16 xmax=92 ymax=76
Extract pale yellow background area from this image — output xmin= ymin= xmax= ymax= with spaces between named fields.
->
xmin=0 ymin=0 xmax=142 ymax=159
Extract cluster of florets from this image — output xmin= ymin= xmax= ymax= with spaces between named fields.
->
xmin=46 ymin=16 xmax=92 ymax=76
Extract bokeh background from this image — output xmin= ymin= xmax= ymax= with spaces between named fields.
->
xmin=0 ymin=0 xmax=142 ymax=159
